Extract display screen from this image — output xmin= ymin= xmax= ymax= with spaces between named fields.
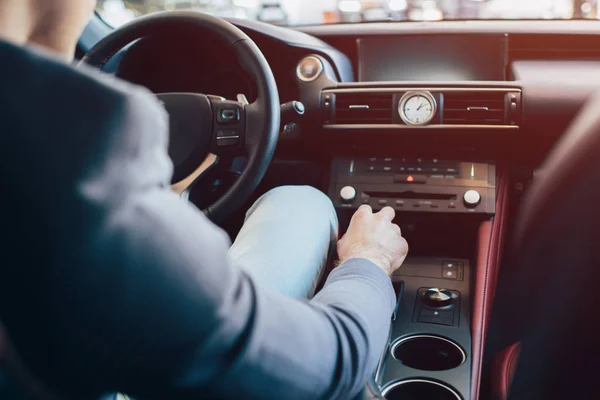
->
xmin=358 ymin=35 xmax=507 ymax=82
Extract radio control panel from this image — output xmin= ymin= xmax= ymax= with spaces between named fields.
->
xmin=329 ymin=157 xmax=496 ymax=214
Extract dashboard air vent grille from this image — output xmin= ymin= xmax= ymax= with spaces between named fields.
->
xmin=443 ymin=92 xmax=506 ymax=125
xmin=334 ymin=92 xmax=394 ymax=124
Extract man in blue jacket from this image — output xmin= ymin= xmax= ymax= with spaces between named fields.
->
xmin=0 ymin=1 xmax=408 ymax=399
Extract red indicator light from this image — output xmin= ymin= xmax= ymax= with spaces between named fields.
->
xmin=406 ymin=175 xmax=414 ymax=182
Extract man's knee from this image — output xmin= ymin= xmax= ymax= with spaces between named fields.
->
xmin=260 ymin=186 xmax=334 ymax=214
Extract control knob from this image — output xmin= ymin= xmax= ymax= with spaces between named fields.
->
xmin=423 ymin=288 xmax=453 ymax=308
xmin=463 ymin=190 xmax=481 ymax=208
xmin=340 ymin=186 xmax=356 ymax=202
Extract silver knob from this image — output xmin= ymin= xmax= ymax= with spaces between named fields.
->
xmin=340 ymin=186 xmax=356 ymax=202
xmin=423 ymin=288 xmax=453 ymax=307
xmin=463 ymin=190 xmax=481 ymax=208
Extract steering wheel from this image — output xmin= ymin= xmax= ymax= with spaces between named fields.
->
xmin=81 ymin=12 xmax=280 ymax=223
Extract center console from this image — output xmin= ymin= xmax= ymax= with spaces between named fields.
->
xmin=328 ymin=156 xmax=500 ymax=400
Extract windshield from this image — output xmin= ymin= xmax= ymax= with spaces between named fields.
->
xmin=97 ymin=0 xmax=598 ymax=28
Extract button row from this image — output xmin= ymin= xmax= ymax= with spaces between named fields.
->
xmin=364 ymin=165 xmax=459 ymax=174
xmin=366 ymin=157 xmax=449 ymax=165
xmin=361 ymin=198 xmax=459 ymax=210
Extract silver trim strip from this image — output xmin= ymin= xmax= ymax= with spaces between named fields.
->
xmin=324 ymin=124 xmax=519 ymax=130
xmin=390 ymin=334 xmax=467 ymax=367
xmin=324 ymin=87 xmax=521 ymax=94
xmin=217 ymin=136 xmax=241 ymax=140
xmin=381 ymin=379 xmax=462 ymax=399
xmin=467 ymin=107 xmax=490 ymax=111
xmin=296 ymin=55 xmax=324 ymax=83
xmin=349 ymin=105 xmax=370 ymax=109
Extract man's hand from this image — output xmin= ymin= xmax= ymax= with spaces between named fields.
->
xmin=337 ymin=205 xmax=408 ymax=276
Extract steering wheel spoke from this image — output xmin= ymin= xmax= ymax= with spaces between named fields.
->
xmin=210 ymin=98 xmax=247 ymax=156
xmin=171 ymin=153 xmax=219 ymax=199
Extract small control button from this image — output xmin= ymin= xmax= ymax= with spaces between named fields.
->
xmin=378 ymin=199 xmax=388 ymax=205
xmin=217 ymin=106 xmax=241 ymax=124
xmin=394 ymin=174 xmax=427 ymax=184
xmin=443 ymin=261 xmax=457 ymax=268
xmin=395 ymin=200 xmax=404 ymax=207
xmin=217 ymin=137 xmax=239 ymax=147
xmin=418 ymin=308 xmax=455 ymax=326
xmin=366 ymin=165 xmax=377 ymax=172
xmin=340 ymin=186 xmax=356 ymax=202
xmin=443 ymin=269 xmax=458 ymax=280
xmin=383 ymin=166 xmax=393 ymax=172
xmin=297 ymin=56 xmax=323 ymax=82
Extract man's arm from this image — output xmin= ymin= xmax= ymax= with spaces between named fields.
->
xmin=76 ymin=188 xmax=400 ymax=400
xmin=0 ymin=59 xmax=407 ymax=399
xmin=75 ymin=90 xmax=406 ymax=399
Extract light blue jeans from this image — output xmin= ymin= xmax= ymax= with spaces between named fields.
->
xmin=229 ymin=186 xmax=339 ymax=298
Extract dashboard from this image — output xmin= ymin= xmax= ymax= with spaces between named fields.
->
xmin=106 ymin=19 xmax=600 ymax=165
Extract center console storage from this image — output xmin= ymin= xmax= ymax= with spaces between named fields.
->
xmin=376 ymin=257 xmax=472 ymax=400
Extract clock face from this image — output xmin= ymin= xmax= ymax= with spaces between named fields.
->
xmin=399 ymin=92 xmax=436 ymax=126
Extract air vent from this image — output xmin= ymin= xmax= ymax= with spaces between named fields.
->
xmin=443 ymin=92 xmax=506 ymax=125
xmin=334 ymin=92 xmax=394 ymax=124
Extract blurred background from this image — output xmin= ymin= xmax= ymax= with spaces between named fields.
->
xmin=96 ymin=0 xmax=599 ymax=27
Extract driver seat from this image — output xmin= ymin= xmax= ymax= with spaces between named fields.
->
xmin=484 ymin=91 xmax=600 ymax=399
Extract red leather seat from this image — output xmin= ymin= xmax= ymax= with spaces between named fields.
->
xmin=489 ymin=343 xmax=520 ymax=400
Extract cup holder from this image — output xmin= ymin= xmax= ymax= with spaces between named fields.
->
xmin=382 ymin=379 xmax=462 ymax=400
xmin=391 ymin=335 xmax=466 ymax=371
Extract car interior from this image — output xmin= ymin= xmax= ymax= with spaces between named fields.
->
xmin=3 ymin=4 xmax=600 ymax=400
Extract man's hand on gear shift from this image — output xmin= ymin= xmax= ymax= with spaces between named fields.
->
xmin=337 ymin=205 xmax=409 ymax=276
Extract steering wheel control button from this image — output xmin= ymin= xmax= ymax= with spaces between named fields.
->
xmin=216 ymin=130 xmax=240 ymax=147
xmin=340 ymin=186 xmax=357 ymax=202
xmin=422 ymin=288 xmax=453 ymax=308
xmin=217 ymin=105 xmax=241 ymax=124
xmin=297 ymin=55 xmax=323 ymax=82
xmin=463 ymin=189 xmax=482 ymax=208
